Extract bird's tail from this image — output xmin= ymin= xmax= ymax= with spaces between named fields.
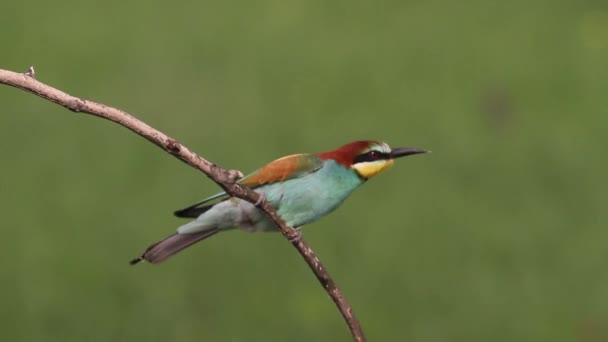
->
xmin=130 ymin=228 xmax=219 ymax=265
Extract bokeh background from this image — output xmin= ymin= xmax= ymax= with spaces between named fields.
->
xmin=1 ymin=0 xmax=607 ymax=341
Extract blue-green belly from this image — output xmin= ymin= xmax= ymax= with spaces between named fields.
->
xmin=259 ymin=160 xmax=364 ymax=228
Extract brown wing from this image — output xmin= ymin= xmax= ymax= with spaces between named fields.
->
xmin=240 ymin=153 xmax=324 ymax=187
xmin=174 ymin=153 xmax=324 ymax=218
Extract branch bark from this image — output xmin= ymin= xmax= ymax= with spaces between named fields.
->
xmin=0 ymin=67 xmax=366 ymax=341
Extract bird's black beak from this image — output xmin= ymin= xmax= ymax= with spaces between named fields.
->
xmin=389 ymin=147 xmax=430 ymax=159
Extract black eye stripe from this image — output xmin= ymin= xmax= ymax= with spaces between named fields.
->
xmin=353 ymin=150 xmax=390 ymax=163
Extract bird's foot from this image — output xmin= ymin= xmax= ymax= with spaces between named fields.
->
xmin=254 ymin=193 xmax=266 ymax=207
xmin=226 ymin=169 xmax=244 ymax=183
xmin=288 ymin=230 xmax=303 ymax=243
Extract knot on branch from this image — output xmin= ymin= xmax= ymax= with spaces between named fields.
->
xmin=165 ymin=138 xmax=181 ymax=154
xmin=68 ymin=98 xmax=87 ymax=112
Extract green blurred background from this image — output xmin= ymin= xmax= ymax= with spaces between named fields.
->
xmin=1 ymin=0 xmax=607 ymax=341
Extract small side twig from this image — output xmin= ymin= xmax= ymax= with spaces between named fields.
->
xmin=24 ymin=66 xmax=35 ymax=78
xmin=0 ymin=67 xmax=366 ymax=341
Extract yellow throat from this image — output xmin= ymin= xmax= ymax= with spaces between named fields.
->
xmin=352 ymin=159 xmax=394 ymax=179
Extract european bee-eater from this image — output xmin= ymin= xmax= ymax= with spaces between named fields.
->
xmin=130 ymin=140 xmax=427 ymax=265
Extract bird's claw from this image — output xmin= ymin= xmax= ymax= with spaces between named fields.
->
xmin=254 ymin=193 xmax=266 ymax=207
xmin=288 ymin=230 xmax=303 ymax=243
xmin=226 ymin=169 xmax=244 ymax=183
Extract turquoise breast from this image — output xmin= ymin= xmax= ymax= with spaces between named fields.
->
xmin=258 ymin=160 xmax=364 ymax=228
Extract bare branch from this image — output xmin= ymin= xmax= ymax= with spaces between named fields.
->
xmin=0 ymin=68 xmax=366 ymax=341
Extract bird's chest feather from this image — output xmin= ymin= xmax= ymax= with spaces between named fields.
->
xmin=258 ymin=162 xmax=363 ymax=227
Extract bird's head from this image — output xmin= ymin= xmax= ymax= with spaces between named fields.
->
xmin=317 ymin=140 xmax=428 ymax=180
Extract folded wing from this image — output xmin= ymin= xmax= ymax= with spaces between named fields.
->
xmin=174 ymin=153 xmax=324 ymax=218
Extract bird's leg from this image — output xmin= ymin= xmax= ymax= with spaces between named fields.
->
xmin=254 ymin=192 xmax=300 ymax=242
xmin=288 ymin=229 xmax=303 ymax=243
xmin=254 ymin=193 xmax=266 ymax=207
xmin=226 ymin=169 xmax=244 ymax=183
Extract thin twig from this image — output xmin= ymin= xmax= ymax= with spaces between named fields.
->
xmin=0 ymin=67 xmax=366 ymax=342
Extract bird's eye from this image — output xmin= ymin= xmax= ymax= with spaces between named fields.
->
xmin=354 ymin=150 xmax=386 ymax=164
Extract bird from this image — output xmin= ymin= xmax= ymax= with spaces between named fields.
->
xmin=130 ymin=140 xmax=428 ymax=265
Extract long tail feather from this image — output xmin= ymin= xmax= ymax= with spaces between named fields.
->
xmin=130 ymin=229 xmax=219 ymax=265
